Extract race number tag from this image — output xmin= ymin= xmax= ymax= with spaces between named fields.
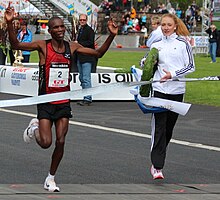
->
xmin=49 ymin=63 xmax=69 ymax=87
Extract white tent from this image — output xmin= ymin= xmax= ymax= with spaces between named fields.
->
xmin=0 ymin=0 xmax=42 ymax=16
xmin=19 ymin=3 xmax=43 ymax=16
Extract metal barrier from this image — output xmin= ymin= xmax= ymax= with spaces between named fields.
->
xmin=97 ymin=35 xmax=140 ymax=48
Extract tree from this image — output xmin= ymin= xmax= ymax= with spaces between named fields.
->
xmin=90 ymin=0 xmax=101 ymax=6
xmin=90 ymin=0 xmax=204 ymax=12
xmin=149 ymin=0 xmax=203 ymax=11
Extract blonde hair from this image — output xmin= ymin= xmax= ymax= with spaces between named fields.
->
xmin=151 ymin=15 xmax=161 ymax=25
xmin=161 ymin=13 xmax=190 ymax=36
xmin=210 ymin=24 xmax=216 ymax=29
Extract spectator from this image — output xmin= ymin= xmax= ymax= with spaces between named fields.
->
xmin=139 ymin=25 xmax=148 ymax=46
xmin=130 ymin=6 xmax=136 ymax=19
xmin=17 ymin=20 xmax=32 ymax=63
xmin=166 ymin=0 xmax=172 ymax=12
xmin=185 ymin=6 xmax=193 ymax=31
xmin=137 ymin=0 xmax=143 ymax=11
xmin=161 ymin=4 xmax=169 ymax=14
xmin=132 ymin=16 xmax=139 ymax=28
xmin=206 ymin=24 xmax=218 ymax=63
xmin=133 ymin=23 xmax=141 ymax=32
xmin=144 ymin=0 xmax=149 ymax=6
xmin=122 ymin=0 xmax=127 ymax=10
xmin=176 ymin=7 xmax=182 ymax=18
xmin=99 ymin=0 xmax=111 ymax=17
xmin=139 ymin=15 xmax=162 ymax=67
xmin=121 ymin=17 xmax=133 ymax=34
xmin=76 ymin=14 xmax=96 ymax=106
xmin=146 ymin=15 xmax=162 ymax=48
xmin=156 ymin=3 xmax=163 ymax=13
xmin=185 ymin=5 xmax=192 ymax=22
xmin=115 ymin=0 xmax=121 ymax=10
xmin=9 ymin=20 xmax=21 ymax=65
xmin=0 ymin=20 xmax=7 ymax=65
xmin=169 ymin=7 xmax=176 ymax=15
xmin=145 ymin=4 xmax=152 ymax=13
xmin=127 ymin=0 xmax=132 ymax=10
xmin=34 ymin=17 xmax=40 ymax=34
xmin=141 ymin=12 xmax=147 ymax=27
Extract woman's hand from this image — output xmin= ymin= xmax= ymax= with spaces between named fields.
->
xmin=160 ymin=69 xmax=171 ymax=82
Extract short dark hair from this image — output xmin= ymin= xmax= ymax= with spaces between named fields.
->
xmin=20 ymin=20 xmax=27 ymax=26
xmin=48 ymin=16 xmax=63 ymax=30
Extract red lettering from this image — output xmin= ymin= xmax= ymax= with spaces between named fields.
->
xmin=13 ymin=68 xmax=29 ymax=72
xmin=53 ymin=80 xmax=65 ymax=85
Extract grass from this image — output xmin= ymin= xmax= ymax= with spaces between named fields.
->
xmin=29 ymin=50 xmax=220 ymax=107
xmin=213 ymin=21 xmax=220 ymax=29
xmin=185 ymin=56 xmax=220 ymax=106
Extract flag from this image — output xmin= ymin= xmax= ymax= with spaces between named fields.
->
xmin=86 ymin=5 xmax=92 ymax=16
xmin=68 ymin=3 xmax=74 ymax=15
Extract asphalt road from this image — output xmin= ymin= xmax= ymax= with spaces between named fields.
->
xmin=0 ymin=25 xmax=218 ymax=200
xmin=0 ymin=93 xmax=219 ymax=185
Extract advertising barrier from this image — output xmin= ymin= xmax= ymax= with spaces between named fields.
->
xmin=0 ymin=66 xmax=136 ymax=100
xmin=191 ymin=35 xmax=209 ymax=55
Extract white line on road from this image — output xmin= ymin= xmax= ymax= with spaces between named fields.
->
xmin=1 ymin=108 xmax=220 ymax=152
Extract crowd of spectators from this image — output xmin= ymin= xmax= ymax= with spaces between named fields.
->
xmin=1 ymin=1 xmax=205 ymax=49
xmin=98 ymin=0 xmax=203 ymax=45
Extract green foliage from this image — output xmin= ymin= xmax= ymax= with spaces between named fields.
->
xmin=0 ymin=44 xmax=7 ymax=55
xmin=140 ymin=48 xmax=158 ymax=97
xmin=89 ymin=0 xmax=100 ymax=6
xmin=176 ymin=0 xmax=191 ymax=10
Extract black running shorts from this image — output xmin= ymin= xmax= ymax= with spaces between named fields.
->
xmin=37 ymin=102 xmax=72 ymax=121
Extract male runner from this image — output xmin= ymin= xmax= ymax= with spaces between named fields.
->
xmin=5 ymin=4 xmax=118 ymax=192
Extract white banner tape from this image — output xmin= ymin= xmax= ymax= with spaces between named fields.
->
xmin=0 ymin=82 xmax=138 ymax=108
xmin=0 ymin=66 xmax=136 ymax=100
xmin=138 ymin=95 xmax=191 ymax=116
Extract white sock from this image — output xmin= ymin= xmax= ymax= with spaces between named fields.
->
xmin=48 ymin=173 xmax=55 ymax=180
xmin=30 ymin=125 xmax=38 ymax=135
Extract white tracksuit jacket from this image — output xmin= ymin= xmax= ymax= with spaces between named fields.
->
xmin=146 ymin=26 xmax=163 ymax=47
xmin=151 ymin=33 xmax=195 ymax=95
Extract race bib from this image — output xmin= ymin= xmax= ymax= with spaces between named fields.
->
xmin=49 ymin=63 xmax=69 ymax=87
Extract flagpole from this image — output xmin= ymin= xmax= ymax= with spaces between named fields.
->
xmin=90 ymin=5 xmax=93 ymax=29
xmin=72 ymin=13 xmax=77 ymax=41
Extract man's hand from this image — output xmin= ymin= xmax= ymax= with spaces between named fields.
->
xmin=4 ymin=3 xmax=15 ymax=23
xmin=107 ymin=19 xmax=118 ymax=36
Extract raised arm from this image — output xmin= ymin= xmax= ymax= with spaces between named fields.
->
xmin=74 ymin=19 xmax=118 ymax=58
xmin=4 ymin=4 xmax=41 ymax=51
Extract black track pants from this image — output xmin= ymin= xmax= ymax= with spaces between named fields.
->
xmin=151 ymin=91 xmax=184 ymax=169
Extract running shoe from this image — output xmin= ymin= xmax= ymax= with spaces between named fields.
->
xmin=44 ymin=176 xmax=60 ymax=192
xmin=77 ymin=100 xmax=92 ymax=106
xmin=23 ymin=118 xmax=39 ymax=143
xmin=150 ymin=165 xmax=164 ymax=180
